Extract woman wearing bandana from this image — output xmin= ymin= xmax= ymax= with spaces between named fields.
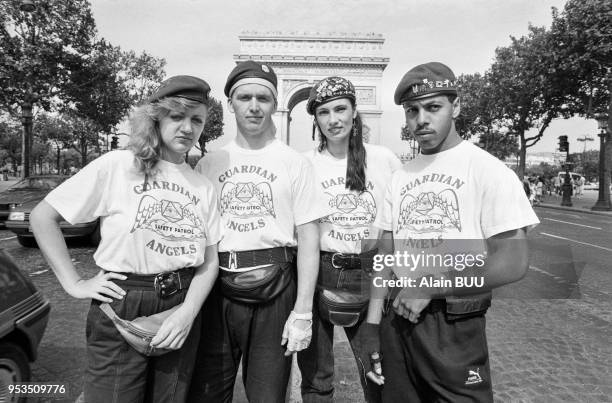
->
xmin=30 ymin=76 xmax=220 ymax=403
xmin=298 ymin=76 xmax=402 ymax=403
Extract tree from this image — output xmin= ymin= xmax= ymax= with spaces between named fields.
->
xmin=35 ymin=112 xmax=72 ymax=172
xmin=0 ymin=0 xmax=97 ymax=115
xmin=549 ymin=0 xmax=611 ymax=118
xmin=119 ymin=50 xmax=167 ymax=105
xmin=477 ymin=130 xmax=519 ymax=161
xmin=198 ymin=97 xmax=224 ymax=155
xmin=550 ymin=0 xmax=612 ymax=200
xmin=0 ymin=1 xmax=166 ymax=176
xmin=30 ymin=139 xmax=49 ymax=174
xmin=62 ymin=113 xmax=103 ymax=168
xmin=487 ymin=25 xmax=571 ymax=179
xmin=63 ymin=42 xmax=166 ymax=134
xmin=526 ymin=162 xmax=557 ymax=180
xmin=456 ymin=73 xmax=496 ymax=140
xmin=0 ymin=121 xmax=21 ymax=173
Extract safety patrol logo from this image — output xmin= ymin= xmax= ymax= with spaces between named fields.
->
xmin=131 ymin=195 xmax=205 ymax=241
xmin=220 ymin=181 xmax=276 ymax=218
xmin=321 ymin=191 xmax=376 ymax=227
xmin=397 ymin=189 xmax=461 ymax=234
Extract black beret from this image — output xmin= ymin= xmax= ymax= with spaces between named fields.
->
xmin=147 ymin=75 xmax=211 ymax=104
xmin=394 ymin=62 xmax=457 ymax=105
xmin=224 ymin=60 xmax=278 ymax=98
xmin=306 ymin=76 xmax=356 ymax=115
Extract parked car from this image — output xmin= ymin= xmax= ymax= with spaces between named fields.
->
xmin=0 ymin=176 xmax=65 ymax=229
xmin=0 ymin=249 xmax=50 ymax=402
xmin=2 ymin=175 xmax=99 ymax=247
xmin=557 ymin=171 xmax=583 ymax=184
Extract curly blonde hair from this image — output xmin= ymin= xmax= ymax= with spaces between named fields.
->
xmin=127 ymin=96 xmax=207 ymax=176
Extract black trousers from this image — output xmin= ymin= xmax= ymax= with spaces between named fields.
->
xmin=380 ymin=305 xmax=493 ymax=403
xmin=187 ymin=264 xmax=297 ymax=403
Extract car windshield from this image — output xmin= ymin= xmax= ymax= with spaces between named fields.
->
xmin=9 ymin=177 xmax=65 ymax=190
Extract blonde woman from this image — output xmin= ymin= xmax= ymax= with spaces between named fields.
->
xmin=31 ymin=76 xmax=220 ymax=403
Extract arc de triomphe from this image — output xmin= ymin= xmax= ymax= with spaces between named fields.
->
xmin=233 ymin=31 xmax=389 ymax=145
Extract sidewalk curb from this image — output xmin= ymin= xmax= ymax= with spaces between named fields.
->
xmin=535 ymin=203 xmax=612 ymax=217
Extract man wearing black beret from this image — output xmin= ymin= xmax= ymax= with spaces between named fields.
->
xmin=188 ymin=60 xmax=327 ymax=402
xmin=368 ymin=62 xmax=539 ymax=402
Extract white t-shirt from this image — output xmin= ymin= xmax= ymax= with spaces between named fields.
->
xmin=45 ymin=150 xmax=221 ymax=274
xmin=304 ymin=143 xmax=402 ymax=254
xmin=377 ymin=141 xmax=539 ymax=240
xmin=196 ymin=139 xmax=329 ymax=260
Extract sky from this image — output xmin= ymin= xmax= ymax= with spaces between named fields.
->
xmin=91 ymin=0 xmax=601 ymax=156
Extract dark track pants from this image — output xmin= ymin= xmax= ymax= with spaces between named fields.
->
xmin=188 ymin=275 xmax=297 ymax=403
xmin=380 ymin=305 xmax=493 ymax=403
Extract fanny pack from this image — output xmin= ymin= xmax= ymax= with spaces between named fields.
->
xmin=218 ymin=247 xmax=296 ymax=304
xmin=317 ymin=250 xmax=376 ymax=327
xmin=317 ymin=287 xmax=369 ymax=327
xmin=99 ymin=302 xmax=181 ymax=356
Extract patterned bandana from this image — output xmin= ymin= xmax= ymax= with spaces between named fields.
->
xmin=306 ymin=76 xmax=356 ymax=115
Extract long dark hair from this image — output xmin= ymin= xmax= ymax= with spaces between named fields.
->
xmin=314 ymin=103 xmax=367 ymax=192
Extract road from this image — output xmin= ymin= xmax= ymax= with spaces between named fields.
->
xmin=0 ymin=203 xmax=610 ymax=402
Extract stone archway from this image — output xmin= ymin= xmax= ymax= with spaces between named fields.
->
xmin=233 ymin=31 xmax=389 ymax=146
xmin=284 ymin=85 xmax=311 ymax=146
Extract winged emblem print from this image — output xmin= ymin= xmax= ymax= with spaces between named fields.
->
xmin=130 ymin=195 xmax=204 ymax=240
xmin=321 ymin=191 xmax=377 ymax=227
xmin=397 ymin=189 xmax=461 ymax=234
xmin=220 ymin=182 xmax=276 ymax=218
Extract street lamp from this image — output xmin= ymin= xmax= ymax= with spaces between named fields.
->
xmin=19 ymin=0 xmax=36 ymax=179
xmin=591 ymin=113 xmax=611 ymax=211
xmin=558 ymin=135 xmax=573 ymax=207
xmin=20 ymin=102 xmax=33 ymax=179
xmin=576 ymin=135 xmax=594 ymax=163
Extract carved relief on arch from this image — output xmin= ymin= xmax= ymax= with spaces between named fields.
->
xmin=282 ymin=79 xmax=308 ymax=96
xmin=283 ymin=81 xmax=313 ymax=113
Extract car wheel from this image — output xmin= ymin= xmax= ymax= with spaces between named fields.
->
xmin=0 ymin=342 xmax=30 ymax=403
xmin=16 ymin=236 xmax=36 ymax=248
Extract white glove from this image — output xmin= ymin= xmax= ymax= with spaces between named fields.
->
xmin=281 ymin=310 xmax=313 ymax=354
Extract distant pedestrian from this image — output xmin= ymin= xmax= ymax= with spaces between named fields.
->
xmin=529 ymin=178 xmax=536 ymax=205
xmin=523 ymin=177 xmax=532 ymax=200
xmin=576 ymin=176 xmax=585 ymax=196
xmin=553 ymin=175 xmax=561 ymax=195
xmin=535 ymin=177 xmax=543 ymax=204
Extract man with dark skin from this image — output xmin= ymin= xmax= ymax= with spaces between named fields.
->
xmin=367 ymin=62 xmax=539 ymax=402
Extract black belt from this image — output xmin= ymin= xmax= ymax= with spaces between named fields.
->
xmin=218 ymin=247 xmax=296 ymax=270
xmin=109 ymin=267 xmax=194 ymax=298
xmin=320 ymin=249 xmax=378 ymax=270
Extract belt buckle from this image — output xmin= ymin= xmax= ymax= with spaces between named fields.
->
xmin=228 ymin=250 xmax=237 ymax=270
xmin=154 ymin=272 xmax=179 ymax=298
xmin=331 ymin=253 xmax=345 ymax=269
